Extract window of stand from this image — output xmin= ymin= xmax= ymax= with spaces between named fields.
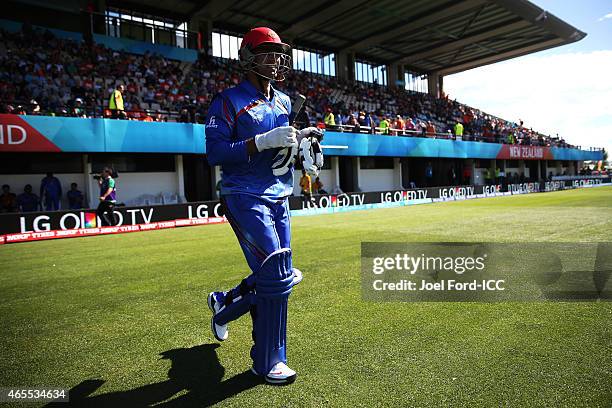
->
xmin=292 ymin=48 xmax=336 ymax=77
xmin=404 ymin=72 xmax=428 ymax=94
xmin=212 ymin=31 xmax=242 ymax=60
xmin=355 ymin=61 xmax=387 ymax=86
xmin=105 ymin=9 xmax=190 ymax=48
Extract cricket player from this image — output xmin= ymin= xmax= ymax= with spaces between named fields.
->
xmin=205 ymin=27 xmax=322 ymax=385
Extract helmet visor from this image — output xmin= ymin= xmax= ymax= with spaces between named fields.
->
xmin=251 ymin=51 xmax=292 ymax=81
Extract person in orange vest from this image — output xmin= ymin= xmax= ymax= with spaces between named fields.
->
xmin=393 ymin=115 xmax=405 ymax=135
xmin=300 ymin=169 xmax=313 ymax=206
xmin=426 ymin=121 xmax=436 ymax=138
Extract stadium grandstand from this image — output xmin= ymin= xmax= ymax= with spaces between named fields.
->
xmin=0 ymin=0 xmax=606 ymax=215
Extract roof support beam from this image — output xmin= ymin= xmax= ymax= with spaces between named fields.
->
xmin=106 ymin=0 xmax=187 ymax=21
xmin=491 ymin=0 xmax=585 ymax=40
xmin=339 ymin=0 xmax=489 ymax=52
xmin=188 ymin=0 xmax=234 ymax=19
xmin=398 ymin=19 xmax=531 ymax=64
xmin=280 ymin=0 xmax=369 ymax=38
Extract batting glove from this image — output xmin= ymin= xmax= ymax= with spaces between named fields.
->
xmin=254 ymin=126 xmax=298 ymax=152
xmin=297 ymin=127 xmax=324 ymax=143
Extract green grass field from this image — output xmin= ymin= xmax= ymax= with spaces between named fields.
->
xmin=1 ymin=187 xmax=611 ymax=407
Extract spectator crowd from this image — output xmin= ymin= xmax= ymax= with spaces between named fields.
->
xmin=0 ymin=25 xmax=586 ymax=149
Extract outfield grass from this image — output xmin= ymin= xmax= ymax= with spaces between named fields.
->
xmin=1 ymin=187 xmax=611 ymax=407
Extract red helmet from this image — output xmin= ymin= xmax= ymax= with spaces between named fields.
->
xmin=239 ymin=27 xmax=291 ymax=81
xmin=240 ymin=27 xmax=290 ymax=53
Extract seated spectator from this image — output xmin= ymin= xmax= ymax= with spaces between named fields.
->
xmin=72 ymin=98 xmax=87 ymax=118
xmin=67 ymin=182 xmax=84 ymax=209
xmin=178 ymin=108 xmax=191 ymax=123
xmin=348 ymin=115 xmax=360 ymax=133
xmin=144 ymin=87 xmax=156 ymax=103
xmin=1 ymin=104 xmax=15 ymax=114
xmin=419 ymin=120 xmax=427 ymax=137
xmin=312 ymin=177 xmax=328 ymax=194
xmin=426 ymin=121 xmax=436 ymax=138
xmin=30 ymin=99 xmax=41 ymax=115
xmin=17 ymin=184 xmax=40 ymax=212
xmin=154 ymin=111 xmax=166 ymax=122
xmin=392 ymin=115 xmax=405 ymax=135
xmin=0 ymin=184 xmax=18 ymax=213
xmin=405 ymin=117 xmax=416 ymax=135
xmin=337 ymin=111 xmax=349 ymax=126
xmin=369 ymin=113 xmax=379 ymax=132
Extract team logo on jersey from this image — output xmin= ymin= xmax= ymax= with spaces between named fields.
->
xmin=208 ymin=116 xmax=218 ymax=128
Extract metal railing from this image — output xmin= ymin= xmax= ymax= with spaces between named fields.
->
xmin=323 ymin=123 xmax=597 ymax=149
xmin=0 ymin=100 xmax=193 ymax=123
xmin=1 ymin=102 xmax=605 ymax=152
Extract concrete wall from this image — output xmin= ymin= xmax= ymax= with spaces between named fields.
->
xmin=106 ymin=172 xmax=180 ymax=206
xmin=359 ymin=169 xmax=396 ymax=192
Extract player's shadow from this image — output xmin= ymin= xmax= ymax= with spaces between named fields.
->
xmin=46 ymin=343 xmax=261 ymax=408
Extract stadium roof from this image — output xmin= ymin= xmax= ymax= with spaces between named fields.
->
xmin=108 ymin=0 xmax=586 ymax=75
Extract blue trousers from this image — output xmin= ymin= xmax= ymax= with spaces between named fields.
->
xmin=44 ymin=194 xmax=60 ymax=211
xmin=218 ymin=193 xmax=291 ymax=313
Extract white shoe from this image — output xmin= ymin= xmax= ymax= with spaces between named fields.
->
xmin=207 ymin=292 xmax=228 ymax=341
xmin=251 ymin=362 xmax=297 ymax=385
xmin=292 ymin=268 xmax=303 ymax=286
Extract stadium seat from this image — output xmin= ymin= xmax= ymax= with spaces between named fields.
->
xmin=140 ymin=194 xmax=163 ymax=205
xmin=162 ymin=193 xmax=178 ymax=204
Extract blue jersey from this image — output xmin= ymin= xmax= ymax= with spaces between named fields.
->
xmin=41 ymin=176 xmax=62 ymax=197
xmin=205 ymin=80 xmax=293 ymax=201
